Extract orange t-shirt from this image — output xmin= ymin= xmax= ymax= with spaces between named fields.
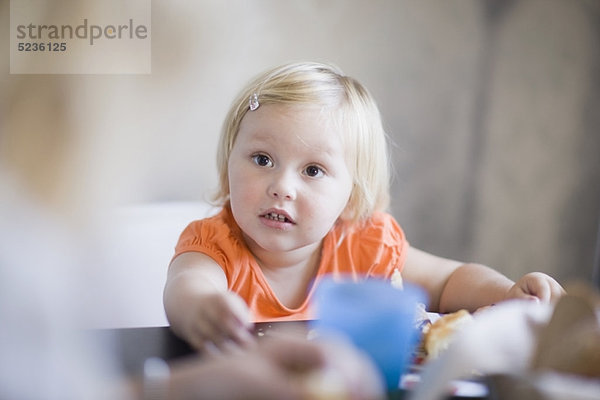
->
xmin=173 ymin=206 xmax=409 ymax=322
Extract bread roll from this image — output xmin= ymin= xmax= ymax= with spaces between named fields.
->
xmin=423 ymin=309 xmax=473 ymax=359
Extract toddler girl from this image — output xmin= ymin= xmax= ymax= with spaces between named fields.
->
xmin=163 ymin=61 xmax=564 ymax=352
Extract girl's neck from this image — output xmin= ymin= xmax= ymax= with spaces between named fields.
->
xmin=251 ymin=244 xmax=321 ymax=272
xmin=243 ymin=234 xmax=323 ymax=308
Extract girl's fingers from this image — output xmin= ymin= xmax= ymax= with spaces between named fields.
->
xmin=185 ymin=292 xmax=255 ymax=353
xmin=530 ymin=279 xmax=551 ymax=302
xmin=220 ymin=292 xmax=255 ymax=346
xmin=192 ymin=299 xmax=255 ymax=352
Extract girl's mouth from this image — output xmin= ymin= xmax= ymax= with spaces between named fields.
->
xmin=264 ymin=212 xmax=292 ymax=223
xmin=261 ymin=210 xmax=295 ymax=224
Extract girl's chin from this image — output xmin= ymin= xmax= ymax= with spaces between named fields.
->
xmin=243 ymin=235 xmax=319 ymax=255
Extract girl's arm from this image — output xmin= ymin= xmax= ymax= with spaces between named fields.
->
xmin=402 ymin=247 xmax=565 ymax=313
xmin=163 ymin=252 xmax=254 ymax=351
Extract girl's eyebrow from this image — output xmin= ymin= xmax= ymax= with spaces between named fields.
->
xmin=244 ymin=134 xmax=271 ymax=147
xmin=246 ymin=130 xmax=274 ymax=141
xmin=291 ymin=132 xmax=340 ymax=155
xmin=247 ymin=130 xmax=340 ymax=157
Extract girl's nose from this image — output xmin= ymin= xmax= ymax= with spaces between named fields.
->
xmin=268 ymin=171 xmax=296 ymax=201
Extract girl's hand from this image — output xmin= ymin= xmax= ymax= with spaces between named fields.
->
xmin=505 ymin=272 xmax=566 ymax=304
xmin=183 ymin=291 xmax=255 ymax=353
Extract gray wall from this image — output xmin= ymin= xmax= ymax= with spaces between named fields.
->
xmin=383 ymin=0 xmax=600 ymax=284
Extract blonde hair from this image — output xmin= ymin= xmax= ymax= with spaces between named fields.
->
xmin=214 ymin=61 xmax=390 ymax=224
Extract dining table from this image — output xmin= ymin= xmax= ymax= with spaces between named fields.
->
xmin=90 ymin=321 xmax=490 ymax=400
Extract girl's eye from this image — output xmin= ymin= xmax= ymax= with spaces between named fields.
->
xmin=304 ymin=165 xmax=324 ymax=178
xmin=251 ymin=154 xmax=273 ymax=167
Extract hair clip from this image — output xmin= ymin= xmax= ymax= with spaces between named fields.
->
xmin=249 ymin=93 xmax=260 ymax=111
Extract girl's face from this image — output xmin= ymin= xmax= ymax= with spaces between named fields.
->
xmin=228 ymin=104 xmax=353 ymax=256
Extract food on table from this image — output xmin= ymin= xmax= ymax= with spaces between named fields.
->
xmin=422 ymin=309 xmax=473 ymax=359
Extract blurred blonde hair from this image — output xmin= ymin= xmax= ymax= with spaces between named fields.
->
xmin=214 ymin=61 xmax=390 ymax=224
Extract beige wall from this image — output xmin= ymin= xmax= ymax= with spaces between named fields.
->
xmin=2 ymin=0 xmax=599 ymax=285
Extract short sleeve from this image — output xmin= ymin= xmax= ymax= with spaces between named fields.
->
xmin=327 ymin=212 xmax=408 ymax=280
xmin=171 ymin=208 xmax=245 ymax=284
xmin=360 ymin=212 xmax=408 ymax=278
